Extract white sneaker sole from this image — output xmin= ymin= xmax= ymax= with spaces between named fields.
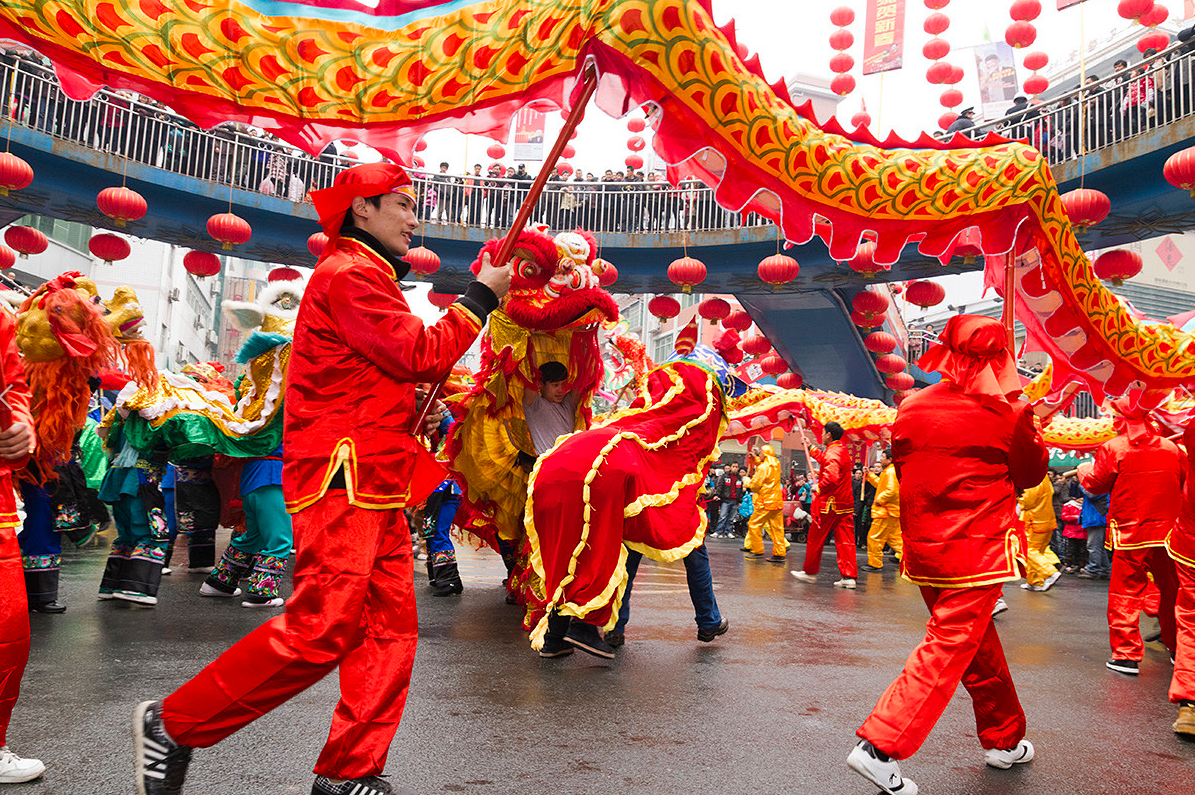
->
xmin=114 ymin=591 xmax=158 ymax=607
xmin=846 ymin=745 xmax=918 ymax=794
xmin=199 ymin=583 xmax=242 ymax=598
xmin=985 ymin=739 xmax=1035 ymax=769
xmin=132 ymin=701 xmax=153 ymax=795
xmin=0 ymin=760 xmax=45 ymax=783
xmin=241 ymin=598 xmax=285 ymax=608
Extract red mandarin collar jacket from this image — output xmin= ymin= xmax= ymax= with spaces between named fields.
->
xmin=1167 ymin=422 xmax=1195 ymax=568
xmin=810 ymin=440 xmax=853 ymax=515
xmin=0 ymin=311 xmax=32 ymax=527
xmin=283 ymin=235 xmax=491 ymax=513
xmin=893 ymin=382 xmax=1047 ymax=588
xmin=1079 ymin=422 xmax=1184 ymax=551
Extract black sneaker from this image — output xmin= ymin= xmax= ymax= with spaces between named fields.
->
xmin=538 ymin=634 xmax=574 ymax=658
xmin=1076 ymin=570 xmax=1097 ymax=579
xmin=1106 ymin=658 xmax=1139 ymax=675
xmin=564 ymin=621 xmax=616 ymax=659
xmin=604 ymin=631 xmax=625 ymax=648
xmin=133 ymin=701 xmax=192 ymax=795
xmin=312 ymin=775 xmax=404 ymax=795
xmin=697 ymin=618 xmax=729 ymax=642
xmin=860 ymin=564 xmax=883 ymax=573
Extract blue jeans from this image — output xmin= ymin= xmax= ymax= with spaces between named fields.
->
xmin=1084 ymin=525 xmax=1110 ymax=575
xmin=612 ymin=544 xmax=721 ymax=634
xmin=716 ymin=501 xmax=739 ymax=535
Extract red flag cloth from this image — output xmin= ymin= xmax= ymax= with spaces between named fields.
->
xmin=309 ymin=163 xmax=416 ymax=242
xmin=916 ymin=314 xmax=1021 ymax=403
xmin=523 ymin=361 xmax=725 ymax=648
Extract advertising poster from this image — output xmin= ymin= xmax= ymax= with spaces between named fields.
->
xmin=511 ymin=107 xmax=546 ymax=162
xmin=862 ymin=0 xmax=906 ymax=75
xmin=974 ymin=41 xmax=1020 ymax=119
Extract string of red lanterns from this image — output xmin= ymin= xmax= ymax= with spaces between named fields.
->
xmin=923 ymin=0 xmax=964 ymax=130
xmin=626 ymin=115 xmax=648 ymax=171
xmin=1007 ymin=1 xmax=1049 ymax=97
xmin=828 ymin=6 xmax=857 ymax=99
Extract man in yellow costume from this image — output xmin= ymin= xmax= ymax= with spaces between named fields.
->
xmin=862 ymin=448 xmax=902 ymax=573
xmin=744 ymin=443 xmax=786 ymax=563
xmin=1019 ymin=473 xmax=1061 ymax=592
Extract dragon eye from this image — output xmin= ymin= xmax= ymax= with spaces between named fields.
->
xmin=519 ymin=261 xmax=538 ymax=278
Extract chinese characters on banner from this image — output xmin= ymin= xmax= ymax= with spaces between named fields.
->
xmin=974 ymin=42 xmax=1019 ymax=119
xmin=863 ymin=0 xmax=906 ymax=75
xmin=511 ymin=107 xmax=546 ymax=161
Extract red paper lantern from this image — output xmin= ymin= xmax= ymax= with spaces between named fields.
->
xmin=776 ymin=371 xmax=803 ymax=390
xmin=923 ymin=12 xmax=950 ymax=35
xmin=875 ymin=354 xmax=908 ymax=375
xmin=864 ymin=331 xmax=897 ymax=354
xmin=627 ymin=118 xmax=646 ymax=133
xmin=829 ymin=5 xmax=855 ymax=26
xmin=905 ymin=280 xmax=946 ymax=309
xmin=894 ymin=389 xmax=914 ymax=405
xmin=1138 ymin=31 xmax=1170 ymax=53
xmin=946 ymin=64 xmax=965 ymax=85
xmin=852 ymin=289 xmax=890 ymax=321
xmin=1024 ymin=74 xmax=1050 ymax=96
xmin=852 ymin=310 xmax=881 ymax=329
xmin=1141 ymin=3 xmax=1168 ymax=27
xmin=940 ymin=88 xmax=963 ymax=108
xmin=1118 ymin=0 xmax=1154 ymax=22
xmin=414 ymin=139 xmax=428 ymax=152
xmin=926 ymin=61 xmax=953 ymax=85
xmin=742 ymin=334 xmax=772 ymax=357
xmin=1164 ymin=146 xmax=1195 ymax=197
xmin=624 ymin=154 xmax=643 ymax=170
xmin=207 ymin=212 xmax=252 ymax=250
xmin=88 ymin=233 xmax=130 ymax=265
xmin=593 ymin=257 xmax=618 ymax=287
xmin=627 ymin=136 xmax=646 ymax=152
xmin=760 ymin=354 xmax=787 ymax=376
xmin=830 ymin=53 xmax=855 ymax=74
xmin=405 ymin=245 xmax=440 ymax=279
xmin=562 ymin=145 xmax=576 ymax=158
xmin=829 ymin=29 xmax=854 ymax=51
xmin=1023 ymin=51 xmax=1049 ymax=71
xmin=0 ymin=245 xmax=13 ymax=270
xmin=886 ymin=372 xmax=916 ymax=391
xmin=851 ymin=110 xmax=872 ymax=128
xmin=0 ymin=153 xmax=33 ymax=196
xmin=1060 ymin=188 xmax=1111 ymax=230
xmin=938 ymin=112 xmax=959 ymax=130
xmin=924 ymin=0 xmax=949 ymax=9
xmin=698 ymin=297 xmax=730 ymax=325
xmin=183 ymin=250 xmax=221 ymax=278
xmin=848 ymin=241 xmax=888 ymax=277
xmin=668 ymin=256 xmax=706 ymax=293
xmin=1005 ymin=21 xmax=1037 ymax=49
xmin=486 ymin=143 xmax=505 ymax=160
xmin=831 ymin=74 xmax=856 ymax=96
xmin=307 ymin=232 xmax=329 ymax=257
xmin=723 ymin=309 xmax=752 ymax=332
xmin=427 ymin=291 xmax=456 ymax=310
xmin=557 ymin=163 xmax=574 ymax=176
xmin=1009 ymin=0 xmax=1042 ymax=21
xmin=97 ymin=186 xmax=148 ymax=227
xmin=268 ymin=266 xmax=302 ymax=282
xmin=648 ymin=295 xmax=681 ymax=321
xmin=4 ymin=225 xmax=47 ymax=258
xmin=758 ymin=254 xmax=800 ymax=290
xmin=1093 ymin=249 xmax=1143 ymax=286
xmin=922 ymin=38 xmax=950 ymax=61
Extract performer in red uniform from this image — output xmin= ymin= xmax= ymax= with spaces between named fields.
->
xmin=0 ymin=310 xmax=44 ymax=784
xmin=1079 ymin=398 xmax=1182 ymax=676
xmin=848 ymin=316 xmax=1046 ymax=795
xmin=1168 ymin=420 xmax=1195 ymax=736
xmin=132 ymin=163 xmax=511 ymax=795
xmin=793 ymin=422 xmax=857 ymax=587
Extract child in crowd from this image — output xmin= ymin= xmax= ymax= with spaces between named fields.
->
xmin=1059 ymin=499 xmax=1087 ymax=574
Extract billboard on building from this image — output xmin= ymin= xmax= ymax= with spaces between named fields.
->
xmin=974 ymin=42 xmax=1019 ymax=119
xmin=862 ymin=0 xmax=906 ymax=75
xmin=511 ymin=108 xmax=546 ymax=162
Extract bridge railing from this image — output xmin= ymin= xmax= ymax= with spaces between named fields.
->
xmin=0 ymin=53 xmax=769 ymax=234
xmin=967 ymin=37 xmax=1195 ymax=166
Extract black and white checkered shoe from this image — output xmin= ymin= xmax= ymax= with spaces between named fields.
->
xmin=312 ymin=776 xmax=402 ymax=795
xmin=133 ymin=700 xmax=192 ymax=795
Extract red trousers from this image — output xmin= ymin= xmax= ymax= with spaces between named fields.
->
xmin=1169 ymin=561 xmax=1195 ymax=703
xmin=162 ymin=494 xmax=418 ymax=779
xmin=0 ymin=526 xmax=30 ymax=746
xmin=803 ymin=510 xmax=857 ymax=578
xmin=858 ymin=584 xmax=1025 ymax=759
xmin=1108 ymin=546 xmax=1177 ymax=661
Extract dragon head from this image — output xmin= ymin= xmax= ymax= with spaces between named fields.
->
xmin=472 ymin=226 xmax=617 ymax=332
xmin=103 ymin=285 xmax=148 ymax=344
xmin=223 ymin=270 xmax=305 ymax=336
xmin=16 ymin=271 xmax=115 ymax=363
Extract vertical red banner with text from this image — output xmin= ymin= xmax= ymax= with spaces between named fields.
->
xmin=863 ymin=0 xmax=906 ymax=75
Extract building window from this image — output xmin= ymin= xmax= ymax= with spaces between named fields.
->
xmin=20 ymin=214 xmax=89 ymax=253
xmin=651 ymin=330 xmax=674 ymax=363
xmin=623 ymin=299 xmax=643 ymax=332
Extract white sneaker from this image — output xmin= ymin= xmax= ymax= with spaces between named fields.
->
xmin=834 ymin=578 xmax=857 ymax=590
xmin=114 ymin=590 xmax=158 ymax=606
xmin=1041 ymin=571 xmax=1061 ymax=591
xmin=984 ymin=739 xmax=1034 ymax=769
xmin=0 ymin=746 xmax=45 ymax=783
xmin=847 ymin=741 xmax=917 ymax=794
xmin=1019 ymin=582 xmax=1043 ymax=591
xmin=241 ymin=596 xmax=285 ymax=608
xmin=199 ymin=582 xmax=242 ymax=598
xmin=991 ymin=598 xmax=1009 ymax=617
xmin=161 ymin=567 xmax=172 ymax=576
xmin=416 ymin=552 xmax=428 ymax=561
xmin=791 ymin=570 xmax=817 ymax=583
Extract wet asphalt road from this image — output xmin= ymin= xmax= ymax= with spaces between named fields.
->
xmin=9 ymin=530 xmax=1195 ymax=795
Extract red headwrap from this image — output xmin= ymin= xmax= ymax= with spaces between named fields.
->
xmin=917 ymin=315 xmax=1022 ymax=402
xmin=309 ymin=163 xmax=417 ymax=241
xmin=1109 ymin=396 xmax=1157 ymax=445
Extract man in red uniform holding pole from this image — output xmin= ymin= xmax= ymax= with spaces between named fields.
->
xmin=133 ymin=163 xmax=511 ymax=795
xmin=848 ymin=316 xmax=1046 ymax=795
xmin=792 ymin=421 xmax=857 ymax=588
xmin=1079 ymin=398 xmax=1182 ymax=676
xmin=1167 ymin=420 xmax=1195 ymax=736
xmin=0 ymin=310 xmax=43 ymax=784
